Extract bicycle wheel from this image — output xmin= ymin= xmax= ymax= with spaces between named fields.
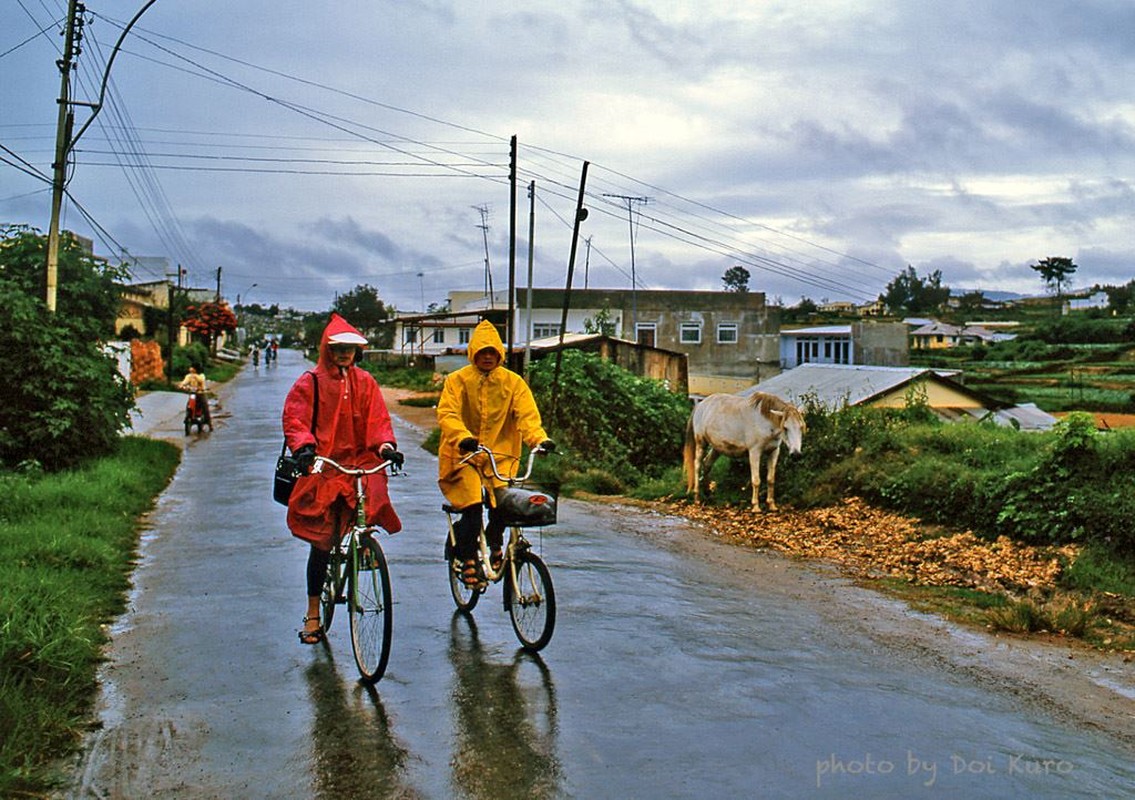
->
xmin=507 ymin=550 xmax=555 ymax=651
xmin=320 ymin=544 xmax=346 ymax=632
xmin=350 ymin=535 xmax=393 ymax=683
xmin=448 ymin=554 xmax=482 ymax=612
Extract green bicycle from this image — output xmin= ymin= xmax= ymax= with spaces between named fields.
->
xmin=313 ymin=454 xmax=401 ymax=683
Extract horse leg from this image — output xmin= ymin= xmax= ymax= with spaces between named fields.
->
xmin=692 ymin=440 xmax=704 ymax=504
xmin=747 ymin=447 xmax=763 ymax=511
xmin=702 ymin=449 xmax=720 ymax=500
xmin=764 ymin=445 xmax=783 ymax=512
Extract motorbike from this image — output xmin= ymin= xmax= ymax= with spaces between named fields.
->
xmin=184 ymin=390 xmax=212 ymax=434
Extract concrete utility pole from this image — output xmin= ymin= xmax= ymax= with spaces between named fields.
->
xmin=45 ymin=0 xmax=161 ymax=312
xmin=474 ymin=205 xmax=493 ymax=302
xmin=602 ymin=193 xmax=649 ymax=332
xmin=45 ymin=0 xmax=83 ymax=312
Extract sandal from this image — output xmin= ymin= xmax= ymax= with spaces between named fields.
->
xmin=298 ymin=615 xmax=324 ymax=645
xmin=461 ymin=559 xmax=482 ymax=587
xmin=490 ymin=549 xmax=503 ymax=573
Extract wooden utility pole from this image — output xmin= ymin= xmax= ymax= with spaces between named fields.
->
xmin=602 ymin=193 xmax=649 ymax=332
xmin=45 ymin=0 xmax=82 ymax=312
xmin=550 ymin=162 xmax=590 ymax=421
xmin=507 ymin=135 xmax=517 ymax=363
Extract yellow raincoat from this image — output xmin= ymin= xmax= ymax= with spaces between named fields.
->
xmin=437 ymin=320 xmax=548 ymax=509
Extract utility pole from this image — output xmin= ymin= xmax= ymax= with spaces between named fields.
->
xmin=215 ymin=266 xmax=222 ymax=302
xmin=45 ymin=0 xmax=83 ymax=312
xmin=524 ymin=180 xmax=536 ymax=375
xmin=550 ymin=162 xmax=590 ymax=422
xmin=45 ymin=0 xmax=161 ymax=312
xmin=602 ymin=193 xmax=649 ymax=333
xmin=507 ymin=135 xmax=517 ymax=362
xmin=474 ymin=205 xmax=493 ymax=303
xmin=583 ymin=236 xmax=592 ymax=290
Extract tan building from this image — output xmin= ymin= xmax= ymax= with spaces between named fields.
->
xmin=395 ymin=287 xmax=780 ymax=395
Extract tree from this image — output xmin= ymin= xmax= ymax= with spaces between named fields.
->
xmin=333 ymin=284 xmax=393 ymax=348
xmin=0 ymin=225 xmax=134 ymax=470
xmin=722 ymin=265 xmax=750 ymax=293
xmin=182 ymin=301 xmax=238 ymax=354
xmin=1031 ymin=256 xmax=1077 ymax=299
xmin=0 ymin=223 xmax=125 ymax=337
xmin=583 ymin=303 xmax=617 ymax=336
xmin=882 ymin=266 xmax=950 ymax=315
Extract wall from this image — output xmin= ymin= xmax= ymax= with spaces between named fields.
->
xmin=852 ymin=322 xmax=910 ymax=367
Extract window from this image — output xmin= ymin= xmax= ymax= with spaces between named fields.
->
xmin=717 ymin=323 xmax=738 ymax=344
xmin=458 ymin=328 xmax=471 ymax=344
xmin=636 ymin=322 xmax=656 ymax=347
xmin=404 ymin=326 xmax=419 ymax=344
xmin=679 ymin=322 xmax=702 ymax=344
xmin=431 ymin=328 xmax=444 ymax=344
xmin=532 ymin=323 xmax=561 ymax=339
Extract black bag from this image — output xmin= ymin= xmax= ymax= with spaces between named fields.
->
xmin=493 ymin=486 xmax=557 ymax=527
xmin=273 ymin=373 xmax=318 ymax=506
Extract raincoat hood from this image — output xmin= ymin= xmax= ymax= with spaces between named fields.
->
xmin=467 ymin=320 xmax=506 ymax=367
xmin=318 ymin=313 xmax=367 ymax=371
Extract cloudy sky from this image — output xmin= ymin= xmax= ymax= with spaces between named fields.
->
xmin=3 ymin=1 xmax=1133 ymax=313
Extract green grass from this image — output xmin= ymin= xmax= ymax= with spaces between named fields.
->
xmin=0 ymin=437 xmax=180 ymax=797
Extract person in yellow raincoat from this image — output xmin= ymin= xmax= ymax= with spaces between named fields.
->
xmin=437 ymin=320 xmax=554 ymax=585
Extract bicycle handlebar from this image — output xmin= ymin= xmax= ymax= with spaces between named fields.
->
xmin=312 ymin=455 xmax=401 ymax=477
xmin=458 ymin=444 xmax=550 ymax=484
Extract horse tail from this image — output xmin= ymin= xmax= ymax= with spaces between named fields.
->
xmin=683 ymin=413 xmax=696 ymax=494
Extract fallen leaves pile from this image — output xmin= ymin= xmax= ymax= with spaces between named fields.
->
xmin=670 ymin=497 xmax=1078 ymax=594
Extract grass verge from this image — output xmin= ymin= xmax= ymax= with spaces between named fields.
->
xmin=0 ymin=437 xmax=180 ymax=797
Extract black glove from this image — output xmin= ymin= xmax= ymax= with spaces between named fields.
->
xmin=381 ymin=447 xmax=404 ymax=467
xmin=294 ymin=444 xmax=316 ymax=474
xmin=458 ymin=437 xmax=479 ymax=453
xmin=539 ymin=439 xmax=556 ymax=453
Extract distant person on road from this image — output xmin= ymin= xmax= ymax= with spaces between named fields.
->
xmin=177 ymin=365 xmax=212 ymax=428
xmin=282 ymin=313 xmax=403 ymax=645
xmin=251 ymin=344 xmax=260 ymax=367
xmin=436 ymin=320 xmax=554 ymax=587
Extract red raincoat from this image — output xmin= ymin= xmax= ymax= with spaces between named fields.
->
xmin=282 ymin=314 xmax=401 ymax=549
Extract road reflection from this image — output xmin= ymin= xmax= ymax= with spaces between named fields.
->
xmin=448 ymin=613 xmax=561 ymax=799
xmin=304 ymin=652 xmax=421 ymax=799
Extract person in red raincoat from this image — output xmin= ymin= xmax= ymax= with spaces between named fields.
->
xmin=282 ymin=313 xmax=403 ymax=644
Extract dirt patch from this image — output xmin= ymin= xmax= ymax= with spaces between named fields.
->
xmin=382 ymin=387 xmax=441 ymax=433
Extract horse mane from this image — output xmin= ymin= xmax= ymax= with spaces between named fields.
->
xmin=747 ymin=391 xmax=801 ymax=421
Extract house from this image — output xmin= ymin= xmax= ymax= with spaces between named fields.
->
xmin=779 ymin=322 xmax=909 ymax=369
xmin=1064 ymin=292 xmax=1110 ymax=314
xmin=909 ymin=321 xmax=1007 ymax=350
xmin=393 ymin=287 xmax=779 ymax=395
xmin=744 ymin=363 xmax=1055 ymax=430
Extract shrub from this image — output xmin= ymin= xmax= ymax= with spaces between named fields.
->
xmin=527 ymin=350 xmax=689 ymax=482
xmin=0 ymin=288 xmax=134 ymax=471
xmin=0 ymin=226 xmax=135 ymax=471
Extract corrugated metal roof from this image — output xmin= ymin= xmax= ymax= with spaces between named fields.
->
xmin=740 ymin=363 xmax=964 ymax=409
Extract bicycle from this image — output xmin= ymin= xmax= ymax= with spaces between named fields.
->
xmin=312 ymin=454 xmax=402 ymax=683
xmin=444 ymin=444 xmax=557 ymax=651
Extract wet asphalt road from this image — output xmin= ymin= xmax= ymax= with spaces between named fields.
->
xmin=64 ymin=350 xmax=1135 ymax=798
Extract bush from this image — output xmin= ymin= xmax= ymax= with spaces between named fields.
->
xmin=0 ymin=288 xmax=134 ymax=471
xmin=527 ymin=350 xmax=690 ymax=483
xmin=0 ymin=226 xmax=135 ymax=471
xmin=170 ymin=342 xmax=211 ymax=377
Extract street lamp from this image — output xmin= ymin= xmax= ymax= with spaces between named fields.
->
xmin=237 ymin=282 xmax=258 ymax=308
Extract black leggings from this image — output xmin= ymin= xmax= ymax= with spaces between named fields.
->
xmin=453 ymin=502 xmax=506 ymax=561
xmin=306 ymin=545 xmax=331 ymax=598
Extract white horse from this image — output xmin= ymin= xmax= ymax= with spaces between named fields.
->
xmin=683 ymin=392 xmax=806 ymax=512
